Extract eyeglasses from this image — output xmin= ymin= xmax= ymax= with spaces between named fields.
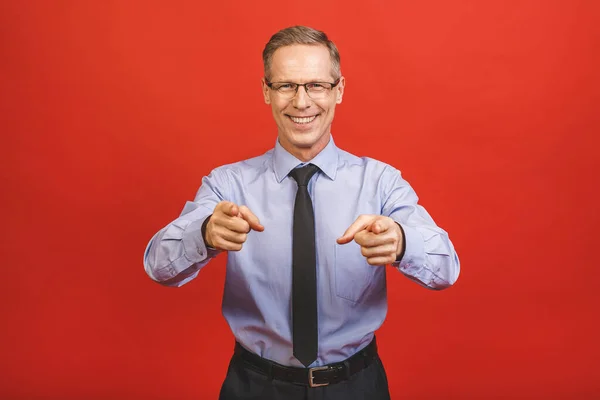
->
xmin=265 ymin=78 xmax=341 ymax=99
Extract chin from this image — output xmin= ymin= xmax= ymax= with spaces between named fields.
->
xmin=290 ymin=133 xmax=321 ymax=148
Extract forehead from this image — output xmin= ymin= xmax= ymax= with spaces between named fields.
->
xmin=269 ymin=44 xmax=334 ymax=81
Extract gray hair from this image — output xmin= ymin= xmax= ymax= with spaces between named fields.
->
xmin=262 ymin=26 xmax=341 ymax=80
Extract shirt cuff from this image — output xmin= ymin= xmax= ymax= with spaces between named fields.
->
xmin=394 ymin=222 xmax=407 ymax=262
xmin=391 ymin=223 xmax=425 ymax=268
xmin=182 ymin=216 xmax=221 ymax=264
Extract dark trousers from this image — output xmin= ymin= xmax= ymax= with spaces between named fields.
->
xmin=218 ymin=350 xmax=391 ymax=400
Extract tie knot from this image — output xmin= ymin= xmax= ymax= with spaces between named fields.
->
xmin=289 ymin=164 xmax=319 ymax=187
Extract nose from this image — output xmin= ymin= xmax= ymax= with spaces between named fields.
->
xmin=292 ymin=85 xmax=312 ymax=109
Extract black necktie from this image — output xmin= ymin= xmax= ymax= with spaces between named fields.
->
xmin=289 ymin=163 xmax=320 ymax=367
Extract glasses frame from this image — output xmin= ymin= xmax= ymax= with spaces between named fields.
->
xmin=265 ymin=78 xmax=341 ymax=98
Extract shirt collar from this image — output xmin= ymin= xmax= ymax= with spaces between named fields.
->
xmin=273 ymin=136 xmax=339 ymax=183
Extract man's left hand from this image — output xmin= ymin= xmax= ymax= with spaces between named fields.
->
xmin=337 ymin=215 xmax=404 ymax=266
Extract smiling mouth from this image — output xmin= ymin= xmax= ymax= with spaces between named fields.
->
xmin=287 ymin=114 xmax=319 ymax=124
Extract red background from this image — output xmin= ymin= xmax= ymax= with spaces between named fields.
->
xmin=2 ymin=1 xmax=599 ymax=398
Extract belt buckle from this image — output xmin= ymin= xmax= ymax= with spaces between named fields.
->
xmin=308 ymin=366 xmax=329 ymax=388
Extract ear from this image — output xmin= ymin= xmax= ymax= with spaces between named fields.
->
xmin=261 ymin=78 xmax=271 ymax=104
xmin=335 ymin=76 xmax=345 ymax=104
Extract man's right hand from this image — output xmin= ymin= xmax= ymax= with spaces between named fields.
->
xmin=204 ymin=201 xmax=264 ymax=251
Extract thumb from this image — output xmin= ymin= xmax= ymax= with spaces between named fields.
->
xmin=368 ymin=221 xmax=382 ymax=234
xmin=238 ymin=206 xmax=265 ymax=232
xmin=221 ymin=202 xmax=239 ymax=217
xmin=367 ymin=218 xmax=390 ymax=235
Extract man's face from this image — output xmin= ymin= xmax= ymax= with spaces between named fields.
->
xmin=262 ymin=44 xmax=345 ymax=161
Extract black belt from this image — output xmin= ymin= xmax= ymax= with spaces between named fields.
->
xmin=233 ymin=337 xmax=379 ymax=388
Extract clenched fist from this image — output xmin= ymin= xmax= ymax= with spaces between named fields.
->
xmin=337 ymin=215 xmax=404 ymax=266
xmin=204 ymin=201 xmax=264 ymax=251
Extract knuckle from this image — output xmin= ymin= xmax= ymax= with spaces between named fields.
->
xmin=241 ymin=221 xmax=251 ymax=233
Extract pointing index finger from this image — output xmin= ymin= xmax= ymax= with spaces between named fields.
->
xmin=337 ymin=215 xmax=374 ymax=244
xmin=238 ymin=206 xmax=265 ymax=232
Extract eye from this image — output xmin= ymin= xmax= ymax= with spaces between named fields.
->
xmin=275 ymin=83 xmax=295 ymax=91
xmin=307 ymin=83 xmax=328 ymax=91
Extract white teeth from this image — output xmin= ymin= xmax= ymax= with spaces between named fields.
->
xmin=290 ymin=115 xmax=317 ymax=124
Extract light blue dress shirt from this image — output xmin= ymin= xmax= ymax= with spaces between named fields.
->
xmin=144 ymin=137 xmax=460 ymax=367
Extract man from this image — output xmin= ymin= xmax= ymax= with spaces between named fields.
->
xmin=144 ymin=26 xmax=460 ymax=399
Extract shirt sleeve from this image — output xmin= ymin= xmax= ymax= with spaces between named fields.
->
xmin=143 ymin=168 xmax=228 ymax=287
xmin=380 ymin=166 xmax=460 ymax=289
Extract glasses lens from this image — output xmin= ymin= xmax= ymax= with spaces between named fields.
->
xmin=306 ymin=83 xmax=332 ymax=99
xmin=272 ymin=83 xmax=296 ymax=91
